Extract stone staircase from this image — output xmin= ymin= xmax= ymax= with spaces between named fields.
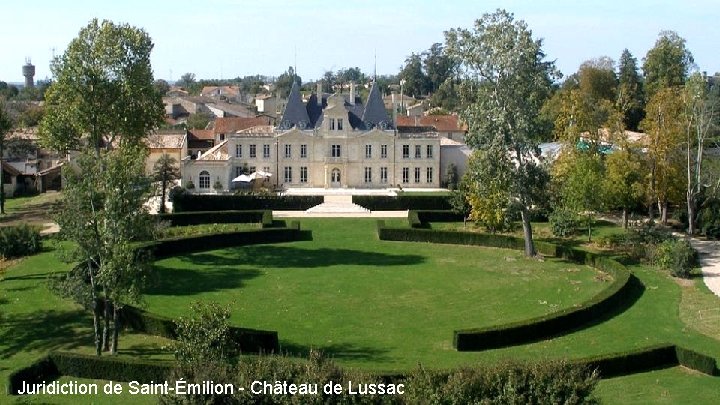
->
xmin=305 ymin=195 xmax=371 ymax=214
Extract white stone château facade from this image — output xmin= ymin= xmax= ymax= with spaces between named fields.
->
xmin=183 ymin=81 xmax=442 ymax=191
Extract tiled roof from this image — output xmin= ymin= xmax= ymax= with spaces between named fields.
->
xmin=396 ymin=115 xmax=467 ymax=133
xmin=188 ymin=129 xmax=215 ymax=140
xmin=237 ymin=125 xmax=275 ymax=134
xmin=201 ymin=86 xmax=240 ymax=97
xmin=214 ymin=117 xmax=272 ymax=134
xmin=147 ymin=133 xmax=186 ymax=149
xmin=196 ymin=140 xmax=229 ymax=161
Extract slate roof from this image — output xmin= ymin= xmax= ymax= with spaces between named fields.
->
xmin=278 ymin=82 xmax=311 ymax=130
xmin=361 ymin=82 xmax=393 ymax=130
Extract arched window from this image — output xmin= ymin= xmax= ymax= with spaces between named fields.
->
xmin=331 ymin=168 xmax=341 ymax=184
xmin=199 ymin=171 xmax=211 ymax=189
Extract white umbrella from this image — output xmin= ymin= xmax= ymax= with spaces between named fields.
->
xmin=250 ymin=170 xmax=272 ymax=180
xmin=232 ymin=174 xmax=253 ymax=182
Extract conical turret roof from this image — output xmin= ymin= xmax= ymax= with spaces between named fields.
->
xmin=278 ymin=81 xmax=311 ymax=130
xmin=361 ymin=81 xmax=393 ymax=130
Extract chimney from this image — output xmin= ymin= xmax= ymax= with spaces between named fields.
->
xmin=316 ymin=81 xmax=323 ymax=106
xmin=349 ymin=82 xmax=355 ymax=105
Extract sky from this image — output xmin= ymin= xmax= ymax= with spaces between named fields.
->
xmin=1 ymin=0 xmax=718 ymax=84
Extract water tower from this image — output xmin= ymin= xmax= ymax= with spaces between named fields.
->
xmin=22 ymin=59 xmax=35 ymax=88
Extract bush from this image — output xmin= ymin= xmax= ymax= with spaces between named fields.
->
xmin=7 ymin=356 xmax=59 ymax=395
xmin=0 ymin=224 xmax=42 ymax=259
xmin=594 ymin=233 xmax=626 ymax=249
xmin=549 ymin=208 xmax=578 ymax=238
xmin=50 ymin=352 xmax=173 ymax=383
xmin=156 ymin=210 xmax=269 ymax=227
xmin=655 ymin=239 xmax=697 ymax=278
xmin=404 ymin=360 xmax=598 ymax=404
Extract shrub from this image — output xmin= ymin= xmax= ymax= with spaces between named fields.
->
xmin=0 ymin=224 xmax=42 ymax=259
xmin=549 ymin=208 xmax=578 ymax=238
xmin=594 ymin=233 xmax=626 ymax=249
xmin=156 ymin=210 xmax=268 ymax=227
xmin=404 ymin=360 xmax=598 ymax=405
xmin=655 ymin=239 xmax=697 ymax=278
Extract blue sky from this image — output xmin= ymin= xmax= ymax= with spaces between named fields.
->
xmin=2 ymin=0 xmax=718 ymax=84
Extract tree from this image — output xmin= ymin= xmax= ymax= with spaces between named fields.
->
xmin=558 ymin=153 xmax=605 ymax=241
xmin=185 ymin=112 xmax=212 ymax=130
xmin=643 ymin=31 xmax=694 ymax=99
xmin=40 ymin=19 xmax=164 ymax=154
xmin=423 ymin=43 xmax=456 ymax=93
xmin=399 ymin=53 xmax=428 ymax=98
xmin=465 ymin=149 xmax=515 ymax=233
xmin=446 ymin=9 xmax=559 ymax=256
xmin=274 ymin=66 xmax=301 ymax=98
xmin=39 ymin=19 xmax=163 ymax=355
xmin=153 ymin=154 xmax=181 ymax=214
xmin=641 ymin=86 xmax=687 ymax=223
xmin=684 ymin=73 xmax=719 ymax=234
xmin=577 ymin=57 xmax=617 ymax=102
xmin=603 ymin=136 xmax=646 ymax=229
xmin=178 ymin=72 xmax=196 ymax=89
xmin=153 ymin=79 xmax=170 ymax=96
xmin=617 ymin=49 xmax=645 ymax=131
xmin=54 ymin=147 xmax=153 ymax=355
xmin=0 ymin=101 xmax=13 ymax=214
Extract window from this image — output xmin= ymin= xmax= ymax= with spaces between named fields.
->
xmin=199 ymin=171 xmax=210 ymax=189
xmin=402 ymin=145 xmax=410 ymax=159
xmin=426 ymin=167 xmax=433 ymax=183
xmin=381 ymin=144 xmax=388 ymax=159
xmin=364 ymin=167 xmax=372 ymax=183
xmin=284 ymin=166 xmax=292 ymax=183
xmin=426 ymin=145 xmax=434 ymax=158
xmin=331 ymin=144 xmax=341 ymax=158
xmin=402 ymin=167 xmax=409 ymax=183
xmin=300 ymin=166 xmax=308 ymax=183
xmin=219 ymin=134 xmax=225 ymax=141
xmin=414 ymin=167 xmax=421 ymax=183
xmin=284 ymin=144 xmax=292 ymax=158
xmin=331 ymin=168 xmax=341 ymax=183
xmin=263 ymin=144 xmax=270 ymax=158
xmin=235 ymin=166 xmax=244 ymax=177
xmin=329 ymin=118 xmax=336 ymax=130
xmin=337 ymin=118 xmax=343 ymax=130
xmin=415 ymin=145 xmax=421 ymax=159
xmin=235 ymin=144 xmax=242 ymax=158
xmin=249 ymin=144 xmax=256 ymax=158
xmin=365 ymin=144 xmax=372 ymax=159
xmin=300 ymin=144 xmax=307 ymax=158
xmin=380 ymin=167 xmax=388 ymax=183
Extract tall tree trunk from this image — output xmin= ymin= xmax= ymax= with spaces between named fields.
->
xmin=102 ymin=294 xmax=110 ymax=352
xmin=661 ymin=200 xmax=668 ymax=225
xmin=687 ymin=193 xmax=696 ymax=235
xmin=160 ymin=178 xmax=167 ymax=214
xmin=622 ymin=208 xmax=628 ymax=230
xmin=111 ymin=304 xmax=120 ymax=355
xmin=88 ymin=264 xmax=102 ymax=356
xmin=520 ymin=207 xmax=536 ymax=257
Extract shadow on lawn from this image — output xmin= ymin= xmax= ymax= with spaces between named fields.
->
xmin=147 ymin=266 xmax=262 ymax=296
xmin=176 ymin=245 xmax=425 ymax=269
xmin=0 ymin=308 xmax=91 ymax=358
xmin=279 ymin=341 xmax=393 ymax=364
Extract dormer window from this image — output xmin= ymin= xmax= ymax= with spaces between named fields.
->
xmin=337 ymin=118 xmax=343 ymax=130
xmin=329 ymin=118 xmax=336 ymax=130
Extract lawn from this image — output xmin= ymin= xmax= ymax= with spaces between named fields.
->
xmin=595 ymin=366 xmax=720 ymax=404
xmin=146 ymin=218 xmax=610 ymax=371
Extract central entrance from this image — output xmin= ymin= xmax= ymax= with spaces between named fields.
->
xmin=330 ymin=168 xmax=341 ymax=188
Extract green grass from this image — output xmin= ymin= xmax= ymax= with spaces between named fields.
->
xmin=595 ymin=367 xmax=720 ymax=404
xmin=2 ymin=192 xmax=61 ymax=213
xmin=146 ymin=218 xmax=609 ymax=371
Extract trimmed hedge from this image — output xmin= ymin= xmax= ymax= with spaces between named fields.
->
xmin=173 ymin=194 xmax=322 ymax=212
xmin=577 ymin=344 xmax=678 ymax=378
xmin=7 ymin=356 xmax=59 ymax=395
xmin=416 ymin=210 xmax=465 ymax=223
xmin=676 ymin=346 xmax=718 ymax=376
xmin=116 ymin=305 xmax=280 ymax=354
xmin=141 ymin=226 xmax=311 ymax=259
xmin=50 ymin=352 xmax=173 ymax=382
xmin=156 ymin=210 xmax=272 ymax=227
xmin=353 ymin=195 xmax=452 ymax=211
xmin=376 ymin=224 xmax=633 ymax=351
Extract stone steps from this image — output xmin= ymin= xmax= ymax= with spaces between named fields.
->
xmin=306 ymin=195 xmax=371 ymax=214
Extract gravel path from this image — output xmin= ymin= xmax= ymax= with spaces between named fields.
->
xmin=689 ymin=238 xmax=720 ymax=298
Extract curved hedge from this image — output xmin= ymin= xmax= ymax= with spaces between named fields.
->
xmin=173 ymin=194 xmax=323 ymax=212
xmin=376 ymin=223 xmax=633 ymax=351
